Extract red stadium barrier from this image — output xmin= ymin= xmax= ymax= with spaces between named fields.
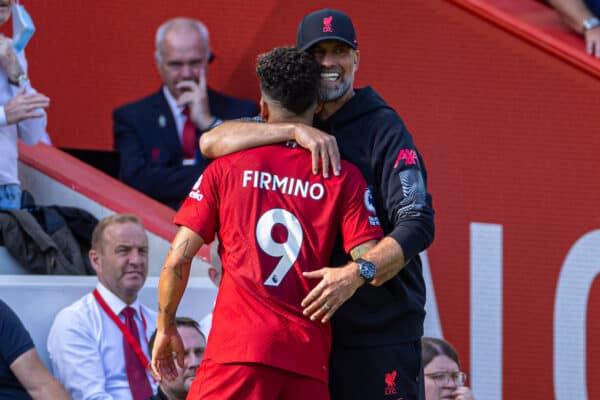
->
xmin=18 ymin=143 xmax=211 ymax=262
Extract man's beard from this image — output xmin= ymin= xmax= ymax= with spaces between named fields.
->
xmin=318 ymin=78 xmax=352 ymax=102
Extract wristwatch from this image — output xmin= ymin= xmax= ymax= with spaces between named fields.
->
xmin=583 ymin=16 xmax=600 ymax=31
xmin=8 ymin=74 xmax=28 ymax=87
xmin=356 ymin=258 xmax=376 ymax=283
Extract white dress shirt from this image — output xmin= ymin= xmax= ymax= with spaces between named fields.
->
xmin=0 ymin=49 xmax=49 ymax=186
xmin=199 ymin=311 xmax=213 ymax=339
xmin=47 ymin=283 xmax=157 ymax=400
xmin=162 ymin=85 xmax=185 ymax=144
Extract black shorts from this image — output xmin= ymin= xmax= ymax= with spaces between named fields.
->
xmin=328 ymin=340 xmax=424 ymax=400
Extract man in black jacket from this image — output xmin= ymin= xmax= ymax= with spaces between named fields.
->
xmin=201 ymin=9 xmax=434 ymax=400
xmin=113 ymin=17 xmax=257 ymax=210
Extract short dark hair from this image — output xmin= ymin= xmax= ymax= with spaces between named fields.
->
xmin=148 ymin=317 xmax=205 ymax=354
xmin=421 ymin=337 xmax=460 ymax=368
xmin=256 ymin=46 xmax=320 ymax=115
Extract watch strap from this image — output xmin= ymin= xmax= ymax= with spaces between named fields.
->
xmin=8 ymin=74 xmax=28 ymax=87
xmin=583 ymin=16 xmax=600 ymax=31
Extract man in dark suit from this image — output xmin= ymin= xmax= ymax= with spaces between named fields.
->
xmin=113 ymin=17 xmax=258 ymax=209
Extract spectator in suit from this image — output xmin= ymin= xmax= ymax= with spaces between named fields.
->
xmin=547 ymin=0 xmax=600 ymax=57
xmin=0 ymin=299 xmax=70 ymax=400
xmin=148 ymin=317 xmax=206 ymax=400
xmin=113 ymin=17 xmax=258 ymax=210
xmin=47 ymin=214 xmax=157 ymax=400
xmin=0 ymin=0 xmax=50 ymax=210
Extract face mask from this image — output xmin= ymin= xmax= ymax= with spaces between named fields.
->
xmin=12 ymin=2 xmax=35 ymax=52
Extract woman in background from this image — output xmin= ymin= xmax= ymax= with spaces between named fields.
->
xmin=422 ymin=337 xmax=476 ymax=400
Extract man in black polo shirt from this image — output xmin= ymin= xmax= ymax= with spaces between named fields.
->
xmin=0 ymin=299 xmax=70 ymax=399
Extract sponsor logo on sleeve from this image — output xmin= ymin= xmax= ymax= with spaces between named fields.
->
xmin=364 ymin=188 xmax=376 ymax=213
xmin=188 ymin=175 xmax=204 ymax=201
xmin=393 ymin=148 xmax=418 ymax=169
xmin=364 ymin=187 xmax=381 ymax=226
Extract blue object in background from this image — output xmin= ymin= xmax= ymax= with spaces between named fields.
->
xmin=12 ymin=3 xmax=35 ymax=52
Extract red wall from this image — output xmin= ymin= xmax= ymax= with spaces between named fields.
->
xmin=20 ymin=1 xmax=600 ymax=398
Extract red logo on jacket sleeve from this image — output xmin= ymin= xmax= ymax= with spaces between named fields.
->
xmin=393 ymin=149 xmax=417 ymax=168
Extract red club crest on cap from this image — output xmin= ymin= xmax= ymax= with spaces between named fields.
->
xmin=323 ymin=16 xmax=333 ymax=32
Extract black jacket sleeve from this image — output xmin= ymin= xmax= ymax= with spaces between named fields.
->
xmin=374 ymin=114 xmax=435 ymax=261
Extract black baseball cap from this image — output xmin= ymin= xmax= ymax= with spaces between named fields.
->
xmin=296 ymin=9 xmax=358 ymax=51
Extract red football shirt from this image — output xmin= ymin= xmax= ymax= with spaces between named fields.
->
xmin=174 ymin=143 xmax=382 ymax=381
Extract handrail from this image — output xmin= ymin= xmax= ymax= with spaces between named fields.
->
xmin=18 ymin=142 xmax=210 ymax=260
xmin=446 ymin=0 xmax=600 ymax=79
xmin=19 ymin=142 xmax=177 ymax=240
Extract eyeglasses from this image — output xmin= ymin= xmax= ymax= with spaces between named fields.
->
xmin=425 ymin=371 xmax=467 ymax=386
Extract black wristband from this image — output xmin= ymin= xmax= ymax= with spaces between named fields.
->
xmin=8 ymin=74 xmax=28 ymax=87
xmin=203 ymin=116 xmax=222 ymax=132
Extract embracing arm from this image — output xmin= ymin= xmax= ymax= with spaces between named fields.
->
xmin=152 ymin=226 xmax=205 ymax=381
xmin=301 ymin=237 xmax=403 ymax=322
xmin=11 ymin=349 xmax=71 ymax=400
xmin=201 ymin=120 xmax=341 ymax=176
xmin=376 ymin=116 xmax=434 ymax=274
xmin=200 ymin=120 xmax=294 ymax=158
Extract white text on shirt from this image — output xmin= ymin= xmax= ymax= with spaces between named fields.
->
xmin=242 ymin=170 xmax=325 ymax=201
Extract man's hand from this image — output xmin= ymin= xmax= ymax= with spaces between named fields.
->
xmin=301 ymin=263 xmax=363 ymax=323
xmin=176 ymin=69 xmax=213 ymax=130
xmin=292 ymin=123 xmax=341 ymax=178
xmin=5 ymin=88 xmax=50 ymax=125
xmin=585 ymin=26 xmax=600 ymax=57
xmin=151 ymin=326 xmax=185 ymax=382
xmin=0 ymin=35 xmax=22 ymax=81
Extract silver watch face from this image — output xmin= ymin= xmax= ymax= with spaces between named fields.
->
xmin=358 ymin=260 xmax=376 ymax=282
xmin=584 ymin=17 xmax=600 ymax=30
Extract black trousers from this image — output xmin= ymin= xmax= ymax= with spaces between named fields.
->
xmin=329 ymin=340 xmax=424 ymax=400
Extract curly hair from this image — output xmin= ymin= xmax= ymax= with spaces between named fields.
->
xmin=256 ymin=46 xmax=320 ymax=115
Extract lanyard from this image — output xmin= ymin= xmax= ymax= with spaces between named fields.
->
xmin=92 ymin=289 xmax=150 ymax=370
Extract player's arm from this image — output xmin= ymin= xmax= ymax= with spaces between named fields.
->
xmin=152 ymin=226 xmax=205 ymax=381
xmin=10 ymin=349 xmax=71 ymax=400
xmin=356 ymin=236 xmax=406 ymax=286
xmin=301 ymin=239 xmax=378 ymax=323
xmin=200 ymin=120 xmax=292 ymax=158
xmin=200 ymin=120 xmax=341 ymax=177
